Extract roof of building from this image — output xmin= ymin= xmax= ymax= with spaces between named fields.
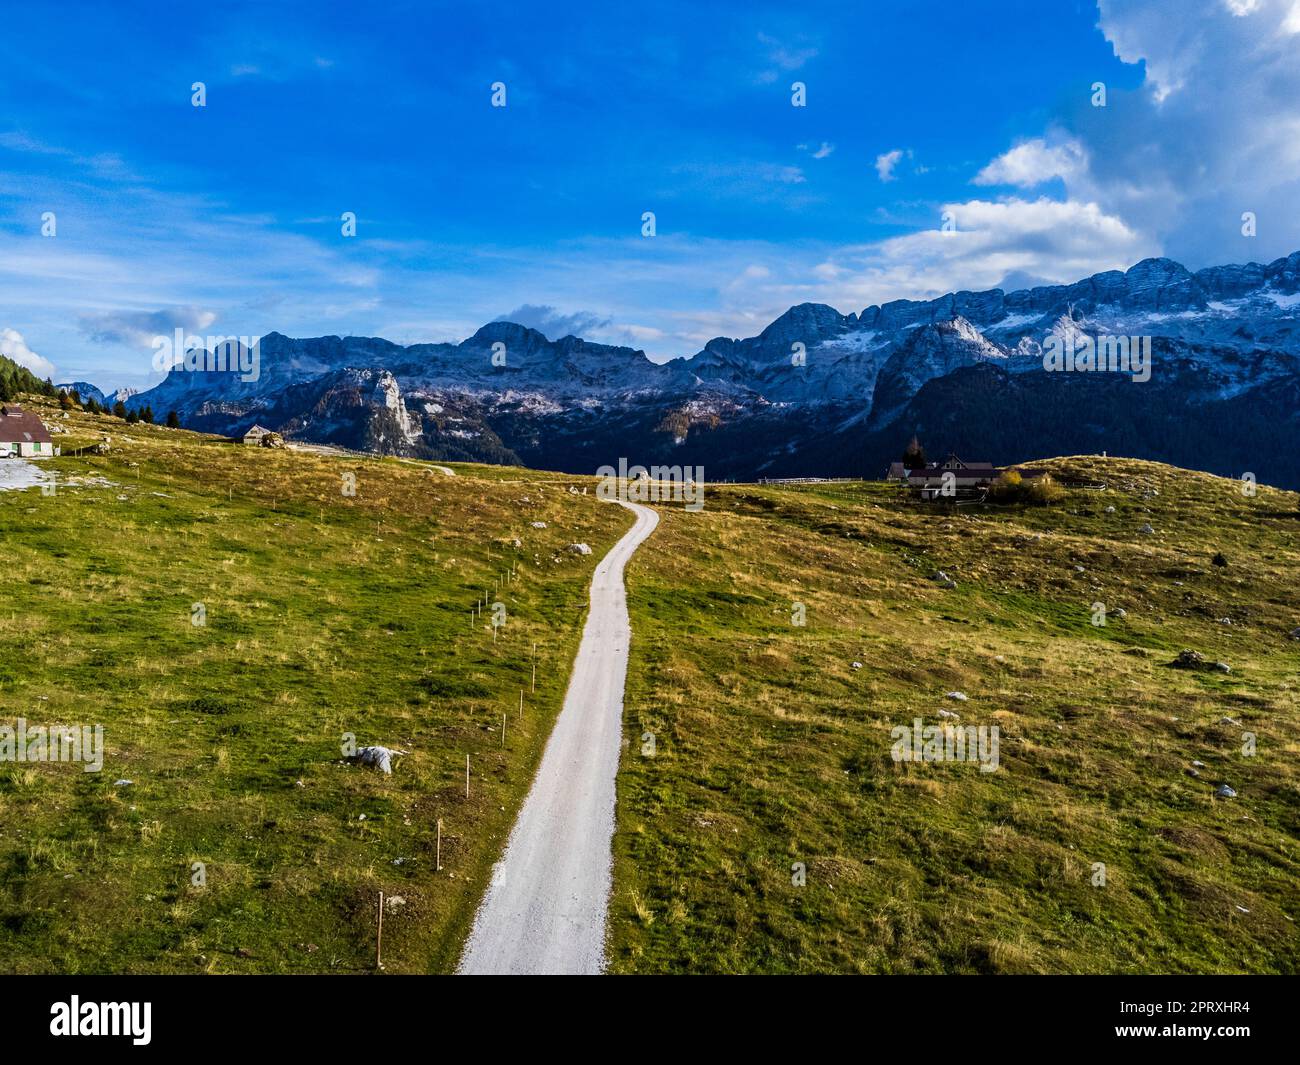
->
xmin=908 ymin=462 xmax=1047 ymax=483
xmin=0 ymin=405 xmax=53 ymax=444
xmin=909 ymin=466 xmax=998 ymax=482
xmin=242 ymin=424 xmax=272 ymax=436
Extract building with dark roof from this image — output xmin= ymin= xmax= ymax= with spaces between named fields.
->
xmin=0 ymin=404 xmax=54 ymax=458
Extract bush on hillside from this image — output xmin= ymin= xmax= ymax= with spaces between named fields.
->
xmin=988 ymin=470 xmax=1065 ymax=505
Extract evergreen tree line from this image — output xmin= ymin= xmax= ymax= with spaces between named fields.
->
xmin=0 ymin=355 xmax=59 ymax=402
xmin=51 ymin=382 xmax=180 ymax=428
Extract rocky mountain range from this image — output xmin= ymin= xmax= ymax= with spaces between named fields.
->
xmin=117 ymin=251 xmax=1300 ymax=488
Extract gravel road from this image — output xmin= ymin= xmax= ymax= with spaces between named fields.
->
xmin=457 ymin=498 xmax=659 ymax=974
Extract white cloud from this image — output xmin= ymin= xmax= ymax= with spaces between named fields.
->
xmin=0 ymin=328 xmax=56 ymax=378
xmin=974 ymin=138 xmax=1087 ymax=188
xmin=78 ymin=306 xmax=218 ymax=350
xmin=812 ymin=141 xmax=834 ymax=159
xmin=494 ymin=304 xmax=610 ymax=339
xmin=802 ymin=196 xmax=1149 ymax=310
xmin=1061 ymin=0 xmax=1300 ymax=264
xmin=756 ymin=32 xmax=818 ymax=74
xmin=875 ymin=148 xmax=908 ymax=182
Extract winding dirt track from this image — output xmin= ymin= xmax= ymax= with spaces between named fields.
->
xmin=457 ymin=499 xmax=659 ymax=975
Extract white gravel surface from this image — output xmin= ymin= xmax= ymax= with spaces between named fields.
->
xmin=458 ymin=498 xmax=659 ymax=975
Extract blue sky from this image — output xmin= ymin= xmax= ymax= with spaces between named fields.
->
xmin=2 ymin=0 xmax=1299 ymax=389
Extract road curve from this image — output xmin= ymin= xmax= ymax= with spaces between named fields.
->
xmin=457 ymin=498 xmax=659 ymax=975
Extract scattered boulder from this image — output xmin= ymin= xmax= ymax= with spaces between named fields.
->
xmin=1104 ymin=505 xmax=1116 ymax=514
xmin=1113 ymin=608 xmax=1127 ymax=620
xmin=938 ymin=708 xmax=960 ymax=720
xmin=258 ymin=431 xmax=285 ymax=449
xmin=1169 ymin=649 xmax=1231 ymax=673
xmin=1215 ymin=784 xmax=1237 ymax=799
xmin=1139 ymin=523 xmax=1155 ymax=534
xmin=945 ymin=691 xmax=968 ymax=702
xmin=1289 ymin=627 xmax=1300 ymax=640
xmin=851 ymin=661 xmax=863 ymax=670
xmin=348 ymin=745 xmax=408 ymax=774
xmin=530 ymin=521 xmax=547 ymax=529
xmin=567 ymin=543 xmax=592 ymax=555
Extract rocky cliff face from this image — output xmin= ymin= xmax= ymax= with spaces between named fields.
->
xmin=123 ymin=250 xmax=1300 ymax=488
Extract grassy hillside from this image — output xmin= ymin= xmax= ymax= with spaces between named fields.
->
xmin=0 ymin=398 xmax=630 ymax=973
xmin=612 ymin=458 xmax=1300 ymax=973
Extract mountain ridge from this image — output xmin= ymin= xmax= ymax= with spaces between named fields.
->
xmin=109 ymin=249 xmax=1300 ymax=488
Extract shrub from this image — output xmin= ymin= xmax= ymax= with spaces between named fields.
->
xmin=988 ymin=469 xmax=1064 ymax=506
xmin=986 ymin=469 xmax=1023 ymax=503
xmin=1025 ymin=474 xmax=1066 ymax=504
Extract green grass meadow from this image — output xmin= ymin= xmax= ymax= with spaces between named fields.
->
xmin=611 ymin=458 xmax=1300 ymax=973
xmin=0 ymin=400 xmax=628 ymax=973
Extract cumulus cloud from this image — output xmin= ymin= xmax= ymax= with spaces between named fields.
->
xmin=78 ymin=306 xmax=218 ymax=349
xmin=1065 ymin=0 xmax=1300 ymax=264
xmin=974 ymin=137 xmax=1087 ymax=188
xmin=804 ymin=196 xmax=1149 ymax=310
xmin=494 ymin=304 xmax=611 ymax=340
xmin=0 ymin=327 xmax=56 ymax=377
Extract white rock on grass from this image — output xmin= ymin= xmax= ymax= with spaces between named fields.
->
xmin=530 ymin=521 xmax=547 ymax=529
xmin=938 ymin=708 xmax=960 ymax=720
xmin=352 ymin=745 xmax=408 ymax=775
xmin=1216 ymin=784 xmax=1237 ymax=799
xmin=946 ymin=691 xmax=968 ymax=701
xmin=567 ymin=543 xmax=592 ymax=555
xmin=1139 ymin=523 xmax=1155 ymax=534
